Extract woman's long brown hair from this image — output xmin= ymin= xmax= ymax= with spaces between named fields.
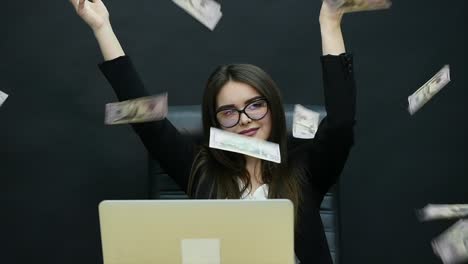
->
xmin=188 ymin=64 xmax=305 ymax=220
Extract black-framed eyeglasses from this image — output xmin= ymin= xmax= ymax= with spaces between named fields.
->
xmin=215 ymin=98 xmax=269 ymax=128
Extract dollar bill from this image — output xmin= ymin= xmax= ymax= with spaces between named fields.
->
xmin=105 ymin=93 xmax=168 ymax=125
xmin=432 ymin=219 xmax=468 ymax=264
xmin=172 ymin=0 xmax=223 ymax=31
xmin=417 ymin=204 xmax=468 ymax=221
xmin=209 ymin=127 xmax=281 ymax=163
xmin=326 ymin=0 xmax=392 ymax=13
xmin=408 ymin=65 xmax=451 ymax=115
xmin=0 ymin=90 xmax=8 ymax=107
xmin=292 ymin=104 xmax=321 ymax=139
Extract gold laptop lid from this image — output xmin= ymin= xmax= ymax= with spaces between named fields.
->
xmin=99 ymin=199 xmax=295 ymax=264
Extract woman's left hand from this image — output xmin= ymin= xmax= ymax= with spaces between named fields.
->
xmin=319 ymin=1 xmax=344 ymax=30
xmin=319 ymin=1 xmax=346 ymax=56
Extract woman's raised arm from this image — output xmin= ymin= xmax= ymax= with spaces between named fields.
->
xmin=70 ymin=0 xmax=125 ymax=60
xmin=319 ymin=1 xmax=346 ymax=56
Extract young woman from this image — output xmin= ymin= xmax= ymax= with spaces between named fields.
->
xmin=70 ymin=0 xmax=356 ymax=263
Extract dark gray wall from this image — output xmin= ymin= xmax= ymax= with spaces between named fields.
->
xmin=1 ymin=0 xmax=466 ymax=263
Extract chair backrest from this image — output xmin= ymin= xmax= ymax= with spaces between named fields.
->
xmin=147 ymin=105 xmax=340 ymax=263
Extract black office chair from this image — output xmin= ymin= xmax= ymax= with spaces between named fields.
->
xmin=147 ymin=105 xmax=341 ymax=264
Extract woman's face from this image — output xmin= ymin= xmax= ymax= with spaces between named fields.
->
xmin=215 ymin=81 xmax=272 ymax=141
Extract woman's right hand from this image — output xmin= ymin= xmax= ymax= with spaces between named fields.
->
xmin=70 ymin=0 xmax=110 ymax=32
xmin=70 ymin=0 xmax=124 ymax=62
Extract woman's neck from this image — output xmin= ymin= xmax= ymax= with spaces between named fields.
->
xmin=245 ymin=156 xmax=262 ymax=184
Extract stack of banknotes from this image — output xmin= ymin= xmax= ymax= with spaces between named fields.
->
xmin=0 ymin=90 xmax=8 ymax=107
xmin=172 ymin=0 xmax=394 ymax=32
xmin=326 ymin=0 xmax=392 ymax=13
xmin=418 ymin=204 xmax=468 ymax=264
xmin=172 ymin=0 xmax=222 ymax=31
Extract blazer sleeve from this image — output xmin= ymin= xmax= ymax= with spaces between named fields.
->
xmin=293 ymin=53 xmax=356 ymax=199
xmin=98 ymin=56 xmax=195 ymax=192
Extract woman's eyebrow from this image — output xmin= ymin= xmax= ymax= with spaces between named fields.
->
xmin=216 ymin=104 xmax=236 ymax=112
xmin=216 ymin=96 xmax=264 ymax=111
xmin=244 ymin=95 xmax=264 ymax=104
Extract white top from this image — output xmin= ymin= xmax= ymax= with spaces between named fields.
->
xmin=239 ymin=183 xmax=269 ymax=200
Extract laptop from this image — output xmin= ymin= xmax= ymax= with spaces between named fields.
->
xmin=98 ymin=199 xmax=295 ymax=264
